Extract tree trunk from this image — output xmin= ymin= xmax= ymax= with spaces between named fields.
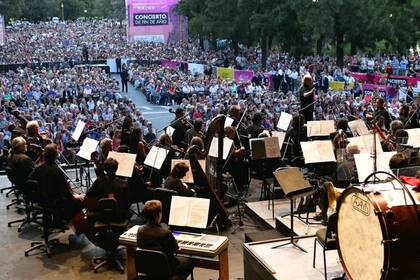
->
xmin=350 ymin=41 xmax=357 ymax=55
xmin=335 ymin=14 xmax=344 ymax=67
xmin=316 ymin=37 xmax=323 ymax=55
xmin=261 ymin=34 xmax=268 ymax=71
xmin=232 ymin=40 xmax=239 ymax=56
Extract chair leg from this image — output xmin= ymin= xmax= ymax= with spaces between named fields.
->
xmin=323 ymin=248 xmax=327 ymax=280
xmin=1 ymin=186 xmax=12 ymax=194
xmin=6 ymin=199 xmax=20 ymax=210
xmin=8 ymin=218 xmax=26 ymax=227
xmin=313 ymin=239 xmax=317 ymax=268
xmin=93 ymin=260 xmax=108 ymax=273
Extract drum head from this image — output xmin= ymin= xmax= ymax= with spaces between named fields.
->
xmin=337 ymin=188 xmax=385 ymax=280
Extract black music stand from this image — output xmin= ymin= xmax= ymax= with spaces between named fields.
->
xmin=271 ymin=167 xmax=314 ymax=252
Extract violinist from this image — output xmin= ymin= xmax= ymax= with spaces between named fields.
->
xmin=184 ymin=119 xmax=204 ymax=146
xmin=171 ymin=108 xmax=189 ymax=149
xmin=282 ymin=114 xmax=307 ymax=165
xmin=368 ymin=98 xmax=392 ymax=130
xmin=7 ymin=137 xmax=35 ymax=188
xmin=120 ymin=115 xmax=133 ymax=146
xmin=224 ymin=126 xmax=247 ymax=193
xmin=245 ymin=113 xmax=264 ymax=139
xmin=91 ymin=138 xmax=113 ymax=178
xmin=26 ymin=120 xmax=44 ymax=146
xmin=29 ymin=144 xmax=87 ymax=236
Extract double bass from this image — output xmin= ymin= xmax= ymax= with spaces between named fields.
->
xmin=188 ymin=115 xmax=231 ymax=228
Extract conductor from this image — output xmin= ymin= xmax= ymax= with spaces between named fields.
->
xmin=299 ymin=74 xmax=316 ymax=122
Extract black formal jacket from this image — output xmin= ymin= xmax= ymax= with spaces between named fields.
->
xmin=137 ymin=222 xmax=179 ymax=263
xmin=164 ymin=175 xmax=195 ymax=197
xmin=7 ymin=153 xmax=35 ymax=187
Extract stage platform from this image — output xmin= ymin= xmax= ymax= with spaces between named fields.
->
xmin=243 ymin=236 xmax=343 ymax=280
xmin=245 ymin=199 xmax=323 ymax=237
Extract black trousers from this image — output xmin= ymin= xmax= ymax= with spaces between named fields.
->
xmin=171 ymin=256 xmax=194 ymax=280
xmin=121 ymin=80 xmax=128 ymax=93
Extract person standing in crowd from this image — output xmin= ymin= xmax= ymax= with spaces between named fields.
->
xmin=82 ymin=45 xmax=89 ymax=64
xmin=116 ymin=57 xmax=122 ymax=73
xmin=120 ymin=63 xmax=129 ymax=93
xmin=299 ymin=74 xmax=316 ymax=122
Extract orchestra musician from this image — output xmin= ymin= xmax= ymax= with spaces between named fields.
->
xmin=85 ymin=158 xmax=131 ymax=227
xmin=7 ymin=137 xmax=35 ymax=187
xmin=136 ymin=200 xmax=194 ymax=280
xmin=184 ymin=119 xmax=204 ymax=146
xmin=299 ymin=74 xmax=316 ymax=122
xmin=120 ymin=116 xmax=133 ymax=146
xmin=28 ymin=144 xmax=87 ymax=236
xmin=367 ymin=97 xmax=392 ymax=130
xmin=245 ymin=113 xmax=264 ymax=139
xmin=91 ymin=138 xmax=113 ymax=178
xmin=224 ymin=126 xmax=247 ymax=193
xmin=164 ymin=162 xmax=196 ymax=197
xmin=171 ymin=108 xmax=189 ymax=149
xmin=282 ymin=114 xmax=307 ymax=165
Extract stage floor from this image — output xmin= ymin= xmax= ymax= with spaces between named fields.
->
xmin=245 ymin=199 xmax=323 ymax=237
xmin=244 ymin=236 xmax=343 ymax=280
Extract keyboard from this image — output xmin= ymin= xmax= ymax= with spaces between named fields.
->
xmin=119 ymin=225 xmax=229 ymax=258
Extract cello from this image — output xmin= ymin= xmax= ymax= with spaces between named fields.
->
xmin=188 ymin=115 xmax=231 ymax=228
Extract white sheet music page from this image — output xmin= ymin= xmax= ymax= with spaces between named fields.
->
xmin=300 ymin=140 xmax=336 ymax=164
xmin=348 ymin=119 xmax=369 ymax=136
xmin=277 ymin=112 xmax=293 ymax=131
xmin=187 ymin=197 xmax=210 ymax=228
xmin=224 ymin=116 xmax=234 ymax=128
xmin=348 ymin=134 xmax=383 ymax=154
xmin=169 ymin=196 xmax=190 ymax=227
xmin=406 ymin=128 xmax=420 ymax=148
xmin=76 ymin=137 xmax=99 ymax=161
xmin=307 ymin=120 xmax=335 ymax=137
xmin=166 ymin=126 xmax=175 ymax=137
xmin=144 ymin=146 xmax=169 ymax=169
xmin=208 ymin=137 xmax=233 ymax=159
xmin=107 ymin=151 xmax=136 ymax=178
xmin=354 ymin=152 xmax=397 ymax=182
xmin=71 ymin=120 xmax=86 ymax=141
xmin=271 ymin=131 xmax=286 ymax=150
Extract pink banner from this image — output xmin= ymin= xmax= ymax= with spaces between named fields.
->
xmin=126 ymin=0 xmax=188 ymax=43
xmin=161 ymin=59 xmax=179 ymax=70
xmin=352 ymin=72 xmax=420 ymax=87
xmin=234 ymin=70 xmax=254 ymax=82
xmin=362 ymin=84 xmax=398 ymax=98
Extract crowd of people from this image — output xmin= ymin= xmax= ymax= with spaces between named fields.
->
xmin=1 ymin=19 xmax=420 ymax=280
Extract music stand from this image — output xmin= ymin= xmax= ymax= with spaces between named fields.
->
xmin=271 ymin=167 xmax=314 ymax=252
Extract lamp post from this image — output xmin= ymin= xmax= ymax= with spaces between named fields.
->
xmin=61 ymin=1 xmax=65 ymax=21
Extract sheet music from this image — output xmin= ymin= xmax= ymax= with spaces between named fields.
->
xmin=169 ymin=196 xmax=210 ymax=229
xmin=168 ymin=196 xmax=190 ymax=227
xmin=277 ymin=112 xmax=293 ymax=131
xmin=307 ymin=120 xmax=335 ymax=137
xmin=76 ymin=137 xmax=99 ymax=161
xmin=71 ymin=120 xmax=86 ymax=141
xmin=406 ymin=128 xmax=420 ymax=148
xmin=348 ymin=119 xmax=369 ymax=136
xmin=108 ymin=151 xmax=136 ymax=178
xmin=264 ymin=137 xmax=281 ymax=158
xmin=208 ymin=137 xmax=233 ymax=159
xmin=271 ymin=131 xmax=286 ymax=150
xmin=166 ymin=126 xmax=175 ymax=137
xmin=348 ymin=134 xmax=383 ymax=154
xmin=171 ymin=159 xmax=194 ymax=183
xmin=300 ymin=140 xmax=336 ymax=164
xmin=187 ymin=197 xmax=210 ymax=228
xmin=354 ymin=152 xmax=397 ymax=182
xmin=144 ymin=146 xmax=169 ymax=169
xmin=224 ymin=116 xmax=234 ymax=128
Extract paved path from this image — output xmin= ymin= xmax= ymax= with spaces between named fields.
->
xmin=113 ymin=75 xmax=174 ymax=131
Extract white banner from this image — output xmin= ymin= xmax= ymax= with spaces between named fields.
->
xmin=188 ymin=63 xmax=205 ymax=75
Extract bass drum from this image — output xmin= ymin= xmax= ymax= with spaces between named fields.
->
xmin=337 ymin=186 xmax=420 ymax=280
